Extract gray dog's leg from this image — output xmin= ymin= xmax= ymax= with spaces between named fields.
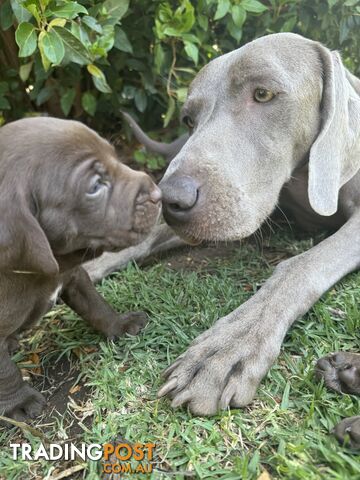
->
xmin=83 ymin=224 xmax=184 ymax=283
xmin=158 ymin=213 xmax=360 ymax=415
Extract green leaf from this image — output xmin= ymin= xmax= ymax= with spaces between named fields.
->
xmin=184 ymin=41 xmax=199 ymax=65
xmin=15 ymin=22 xmax=37 ymax=57
xmin=19 ymin=61 xmax=33 ymax=81
xmin=248 ymin=450 xmax=260 ymax=474
xmin=198 ymin=14 xmax=208 ymax=30
xmin=214 ymin=0 xmax=230 ymax=20
xmin=280 ymin=382 xmax=291 ymax=410
xmin=87 ymin=64 xmax=112 ymax=93
xmin=49 ymin=2 xmax=88 ymax=20
xmin=52 ymin=26 xmax=90 ymax=65
xmin=40 ymin=29 xmax=65 ymax=64
xmin=70 ymin=21 xmax=90 ymax=45
xmin=227 ymin=19 xmax=242 ymax=42
xmin=37 ymin=31 xmax=51 ymax=70
xmin=48 ymin=18 xmax=67 ymax=28
xmin=103 ymin=0 xmax=129 ymax=23
xmin=134 ymin=89 xmax=147 ymax=112
xmin=281 ymin=16 xmax=297 ymax=32
xmin=81 ymin=91 xmax=97 ymax=116
xmin=0 ymin=82 xmax=9 ymax=96
xmin=114 ymin=26 xmax=133 ymax=53
xmin=231 ymin=5 xmax=246 ymax=27
xmin=154 ymin=43 xmax=165 ymax=74
xmin=97 ymin=24 xmax=114 ymax=53
xmin=23 ymin=1 xmax=41 ymax=25
xmin=339 ymin=18 xmax=349 ymax=43
xmin=240 ymin=0 xmax=267 ymax=14
xmin=176 ymin=87 xmax=188 ymax=103
xmin=60 ymin=88 xmax=76 ymax=116
xmin=36 ymin=85 xmax=54 ymax=105
xmin=163 ymin=96 xmax=175 ymax=127
xmin=82 ymin=15 xmax=103 ymax=33
xmin=0 ymin=0 xmax=14 ymax=31
xmin=0 ymin=96 xmax=11 ymax=110
xmin=10 ymin=0 xmax=31 ymax=22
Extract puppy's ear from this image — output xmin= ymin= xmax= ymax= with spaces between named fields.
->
xmin=0 ymin=206 xmax=59 ymax=276
xmin=308 ymin=46 xmax=360 ymax=216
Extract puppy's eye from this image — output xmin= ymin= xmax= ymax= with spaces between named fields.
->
xmin=87 ymin=175 xmax=108 ymax=196
xmin=254 ymin=88 xmax=275 ymax=103
xmin=183 ymin=115 xmax=194 ymax=129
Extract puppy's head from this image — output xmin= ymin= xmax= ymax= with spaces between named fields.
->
xmin=0 ymin=117 xmax=161 ymax=274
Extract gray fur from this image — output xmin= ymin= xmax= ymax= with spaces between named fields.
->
xmin=87 ymin=33 xmax=360 ymax=419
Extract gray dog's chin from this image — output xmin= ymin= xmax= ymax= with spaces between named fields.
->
xmin=170 ymin=220 xmax=261 ymax=244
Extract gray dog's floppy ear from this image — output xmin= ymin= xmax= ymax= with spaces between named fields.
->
xmin=308 ymin=46 xmax=360 ymax=216
xmin=0 ymin=205 xmax=59 ymax=276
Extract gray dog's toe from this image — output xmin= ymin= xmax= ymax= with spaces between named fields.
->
xmin=333 ymin=416 xmax=360 ymax=450
xmin=158 ymin=320 xmax=275 ymax=415
xmin=315 ymin=352 xmax=360 ymax=394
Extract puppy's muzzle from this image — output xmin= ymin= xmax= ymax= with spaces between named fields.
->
xmin=132 ymin=180 xmax=162 ymax=233
xmin=160 ymin=175 xmax=199 ymax=225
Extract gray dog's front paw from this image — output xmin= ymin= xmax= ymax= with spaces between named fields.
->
xmin=0 ymin=383 xmax=46 ymax=422
xmin=333 ymin=416 xmax=360 ymax=450
xmin=107 ymin=311 xmax=148 ymax=339
xmin=315 ymin=352 xmax=360 ymax=394
xmin=158 ymin=320 xmax=278 ymax=415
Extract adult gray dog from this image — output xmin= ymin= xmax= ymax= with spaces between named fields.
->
xmin=85 ymin=33 xmax=360 ymax=447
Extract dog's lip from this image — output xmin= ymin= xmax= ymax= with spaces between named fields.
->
xmin=168 ymin=226 xmax=202 ymax=246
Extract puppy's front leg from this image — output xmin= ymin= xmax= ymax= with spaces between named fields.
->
xmin=0 ymin=338 xmax=46 ymax=420
xmin=61 ymin=267 xmax=147 ymax=338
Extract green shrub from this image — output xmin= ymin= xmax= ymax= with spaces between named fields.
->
xmin=0 ymin=0 xmax=359 ymax=135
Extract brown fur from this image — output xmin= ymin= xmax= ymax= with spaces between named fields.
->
xmin=0 ymin=117 xmax=161 ymax=420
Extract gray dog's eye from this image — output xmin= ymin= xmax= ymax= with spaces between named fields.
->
xmin=182 ymin=115 xmax=194 ymax=129
xmin=87 ymin=175 xmax=108 ymax=196
xmin=254 ymin=88 xmax=275 ymax=103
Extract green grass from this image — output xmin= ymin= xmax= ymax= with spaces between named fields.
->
xmin=0 ymin=229 xmax=359 ymax=480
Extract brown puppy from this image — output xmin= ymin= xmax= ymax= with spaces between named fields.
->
xmin=315 ymin=352 xmax=360 ymax=449
xmin=0 ymin=117 xmax=161 ymax=421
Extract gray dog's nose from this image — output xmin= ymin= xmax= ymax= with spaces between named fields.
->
xmin=160 ymin=175 xmax=199 ymax=222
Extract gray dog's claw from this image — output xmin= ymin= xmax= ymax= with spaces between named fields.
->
xmin=157 ymin=377 xmax=178 ymax=398
xmin=162 ymin=356 xmax=185 ymax=379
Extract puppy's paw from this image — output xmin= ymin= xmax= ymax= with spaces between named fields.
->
xmin=107 ymin=311 xmax=148 ymax=339
xmin=0 ymin=383 xmax=46 ymax=422
xmin=333 ymin=416 xmax=360 ymax=450
xmin=315 ymin=352 xmax=360 ymax=394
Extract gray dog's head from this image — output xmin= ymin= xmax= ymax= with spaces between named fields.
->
xmin=160 ymin=33 xmax=360 ymax=243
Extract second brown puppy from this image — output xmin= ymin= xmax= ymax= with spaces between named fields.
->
xmin=0 ymin=117 xmax=161 ymax=421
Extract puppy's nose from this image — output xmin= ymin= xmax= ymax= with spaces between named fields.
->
xmin=136 ymin=177 xmax=162 ymax=204
xmin=160 ymin=175 xmax=199 ymax=222
xmin=149 ymin=185 xmax=162 ymax=204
